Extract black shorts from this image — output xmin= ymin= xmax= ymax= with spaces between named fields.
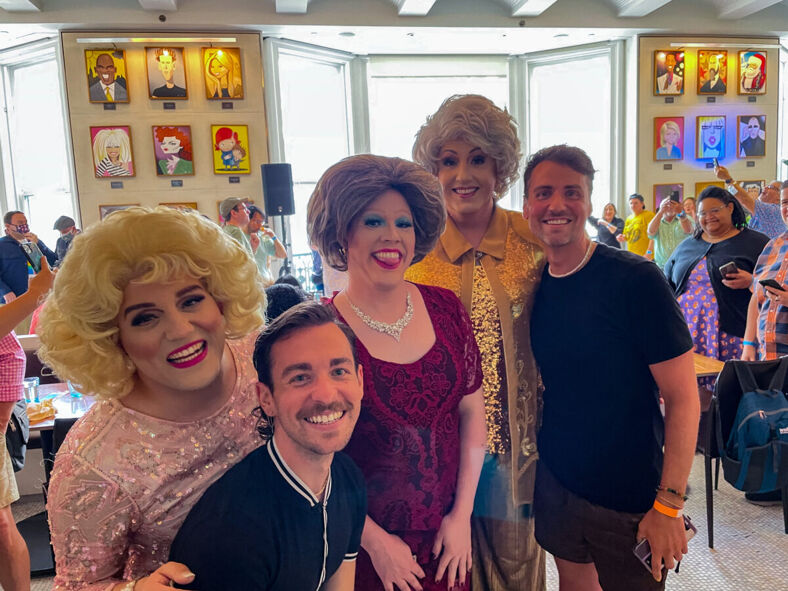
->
xmin=533 ymin=462 xmax=666 ymax=591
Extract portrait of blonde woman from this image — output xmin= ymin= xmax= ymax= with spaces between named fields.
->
xmin=91 ymin=126 xmax=134 ymax=177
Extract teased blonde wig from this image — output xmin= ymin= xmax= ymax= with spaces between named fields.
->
xmin=308 ymin=154 xmax=445 ymax=272
xmin=412 ymin=94 xmax=522 ymax=198
xmin=37 ymin=206 xmax=265 ymax=400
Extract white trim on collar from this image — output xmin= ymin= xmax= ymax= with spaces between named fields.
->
xmin=267 ymin=436 xmax=332 ymax=507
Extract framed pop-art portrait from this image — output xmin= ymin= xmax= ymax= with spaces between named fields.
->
xmin=202 ymin=48 xmax=243 ymax=99
xmin=211 ymin=125 xmax=250 ymax=174
xmin=145 ymin=47 xmax=188 ymax=99
xmin=741 ymin=180 xmax=765 ymax=201
xmin=739 ymin=51 xmax=766 ymax=95
xmin=160 ymin=202 xmax=198 ymax=211
xmin=654 ymin=184 xmax=683 ymax=207
xmin=737 ymin=115 xmax=766 ymax=158
xmin=152 ymin=126 xmax=194 ymax=176
xmin=695 ymin=181 xmax=725 ymax=197
xmin=654 ymin=117 xmax=684 ymax=161
xmin=90 ymin=126 xmax=135 ymax=178
xmin=85 ymin=49 xmax=129 ymax=104
xmin=99 ymin=204 xmax=139 ymax=220
xmin=696 ymin=115 xmax=725 ymax=160
xmin=654 ymin=50 xmax=684 ymax=95
xmin=697 ymin=50 xmax=728 ymax=94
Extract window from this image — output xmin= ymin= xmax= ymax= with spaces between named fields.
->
xmin=0 ymin=40 xmax=76 ymax=247
xmin=263 ymin=39 xmax=355 ymax=257
xmin=520 ymin=42 xmax=623 ymax=216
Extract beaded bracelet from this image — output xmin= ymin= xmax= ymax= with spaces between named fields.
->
xmin=742 ymin=340 xmax=758 ymax=348
xmin=656 ymin=485 xmax=688 ymax=501
xmin=653 ymin=499 xmax=682 ymax=518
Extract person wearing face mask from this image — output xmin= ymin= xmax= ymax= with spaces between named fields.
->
xmin=52 ymin=215 xmax=81 ymax=267
xmin=0 ymin=210 xmax=57 ymax=305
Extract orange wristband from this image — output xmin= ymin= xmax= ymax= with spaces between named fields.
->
xmin=653 ymin=499 xmax=682 ymax=518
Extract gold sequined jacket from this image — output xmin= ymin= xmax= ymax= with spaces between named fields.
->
xmin=406 ymin=207 xmax=545 ymax=505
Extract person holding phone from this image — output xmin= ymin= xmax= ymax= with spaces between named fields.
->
xmin=0 ymin=211 xmax=57 ymax=305
xmin=647 ymin=195 xmax=692 ymax=270
xmin=664 ymin=187 xmax=769 ymax=403
xmin=742 ymin=182 xmax=788 ymax=362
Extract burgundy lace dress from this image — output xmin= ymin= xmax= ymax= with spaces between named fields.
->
xmin=331 ymin=283 xmax=482 ymax=591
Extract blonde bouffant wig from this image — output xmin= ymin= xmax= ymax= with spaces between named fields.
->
xmin=412 ymin=94 xmax=522 ymax=198
xmin=37 ymin=206 xmax=265 ymax=400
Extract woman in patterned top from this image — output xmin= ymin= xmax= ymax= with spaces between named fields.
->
xmin=37 ymin=206 xmax=266 ymax=591
xmin=742 ymin=182 xmax=788 ymax=361
xmin=308 ymin=154 xmax=486 ymax=591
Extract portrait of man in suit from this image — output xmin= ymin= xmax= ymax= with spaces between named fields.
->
xmin=654 ymin=50 xmax=683 ymax=95
xmin=698 ymin=51 xmax=727 ymax=94
xmin=85 ymin=50 xmax=129 ymax=103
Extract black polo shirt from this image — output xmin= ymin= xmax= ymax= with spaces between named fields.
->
xmin=169 ymin=437 xmax=367 ymax=591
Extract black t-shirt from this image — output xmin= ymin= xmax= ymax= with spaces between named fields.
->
xmin=531 ymin=245 xmax=693 ymax=513
xmin=169 ymin=438 xmax=367 ymax=591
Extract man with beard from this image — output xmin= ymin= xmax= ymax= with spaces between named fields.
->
xmin=700 ymin=54 xmax=726 ymax=93
xmin=170 ymin=302 xmax=367 ymax=591
xmin=523 ymin=145 xmax=698 ymax=591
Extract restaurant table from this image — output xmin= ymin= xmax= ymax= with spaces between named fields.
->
xmin=693 ymin=352 xmax=725 ymax=378
xmin=28 ymin=382 xmax=95 ymax=433
xmin=20 ymin=383 xmax=95 ymax=576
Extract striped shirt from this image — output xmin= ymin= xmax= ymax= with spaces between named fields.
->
xmin=0 ymin=332 xmax=25 ymax=402
xmin=752 ymin=232 xmax=788 ymax=360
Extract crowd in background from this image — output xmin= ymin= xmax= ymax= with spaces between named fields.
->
xmin=0 ymin=92 xmax=784 ymax=591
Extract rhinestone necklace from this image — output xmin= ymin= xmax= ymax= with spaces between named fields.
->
xmin=347 ymin=292 xmax=413 ymax=342
xmin=548 ymin=240 xmax=596 ymax=278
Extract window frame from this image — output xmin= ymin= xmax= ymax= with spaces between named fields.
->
xmin=516 ymin=41 xmax=624 ymax=212
xmin=0 ymin=38 xmax=77 ymax=223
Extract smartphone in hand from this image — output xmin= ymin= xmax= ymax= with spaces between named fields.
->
xmin=759 ymin=278 xmax=786 ymax=292
xmin=713 ymin=157 xmax=719 ymax=168
xmin=719 ymin=262 xmax=738 ymax=278
xmin=20 ymin=241 xmax=43 ymax=273
xmin=633 ymin=515 xmax=697 ymax=573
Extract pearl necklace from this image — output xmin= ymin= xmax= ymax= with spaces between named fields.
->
xmin=548 ymin=241 xmax=596 ymax=278
xmin=347 ymin=292 xmax=413 ymax=342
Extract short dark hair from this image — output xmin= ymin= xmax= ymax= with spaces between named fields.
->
xmin=523 ymin=144 xmax=595 ymax=197
xmin=275 ymin=274 xmax=301 ymax=288
xmin=781 ymin=180 xmax=788 ymax=191
xmin=694 ymin=185 xmax=748 ymax=239
xmin=4 ymin=210 xmax=23 ymax=225
xmin=248 ymin=205 xmax=266 ymax=222
xmin=252 ymin=301 xmax=357 ymax=440
xmin=265 ymin=283 xmax=311 ymax=321
xmin=253 ymin=301 xmax=357 ymax=391
xmin=629 ymin=193 xmax=645 ymax=203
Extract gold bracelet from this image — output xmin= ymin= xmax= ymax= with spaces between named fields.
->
xmin=117 ymin=580 xmax=137 ymax=591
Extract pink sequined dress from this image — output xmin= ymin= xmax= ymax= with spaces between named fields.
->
xmin=47 ymin=334 xmax=264 ymax=591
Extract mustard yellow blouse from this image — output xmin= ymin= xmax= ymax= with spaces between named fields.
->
xmin=406 ymin=207 xmax=545 ymax=505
